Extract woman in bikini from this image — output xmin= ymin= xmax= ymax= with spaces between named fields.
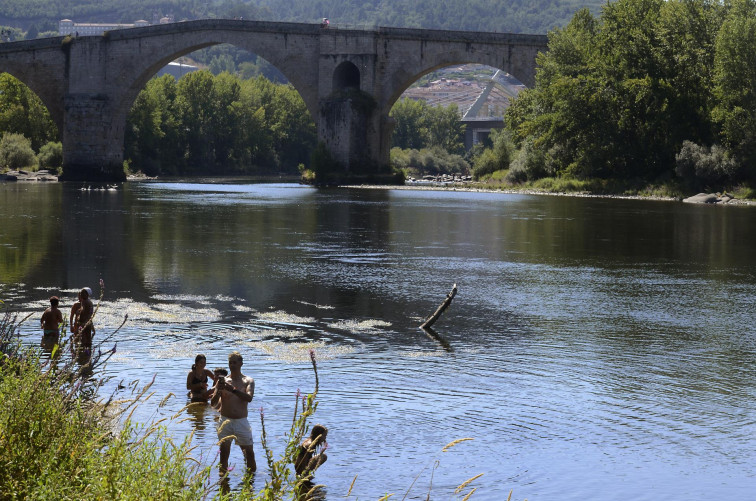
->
xmin=186 ymin=354 xmax=216 ymax=402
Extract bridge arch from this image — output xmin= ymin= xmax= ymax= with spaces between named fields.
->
xmin=109 ymin=24 xmax=322 ymax=134
xmin=0 ymin=43 xmax=66 ymax=132
xmin=0 ymin=22 xmax=546 ymax=181
xmin=0 ymin=72 xmax=61 ymax=153
xmin=333 ymin=61 xmax=361 ymax=91
xmin=380 ymin=48 xmax=537 ymax=118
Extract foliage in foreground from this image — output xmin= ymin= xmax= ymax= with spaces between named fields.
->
xmin=0 ymin=296 xmax=210 ymax=500
xmin=0 ymin=299 xmax=332 ymax=501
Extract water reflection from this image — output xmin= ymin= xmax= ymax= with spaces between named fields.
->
xmin=2 ymin=182 xmax=756 ymax=500
xmin=421 ymin=326 xmax=452 ymax=352
xmin=185 ymin=401 xmax=212 ymax=433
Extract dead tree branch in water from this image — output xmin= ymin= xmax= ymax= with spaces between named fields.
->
xmin=420 ymin=283 xmax=457 ymax=329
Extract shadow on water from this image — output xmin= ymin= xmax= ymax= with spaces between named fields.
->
xmin=421 ymin=326 xmax=452 ymax=352
xmin=186 ymin=401 xmax=211 ymax=432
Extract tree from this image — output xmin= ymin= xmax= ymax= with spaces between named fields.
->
xmin=426 ymin=104 xmax=465 ymax=154
xmin=0 ymin=133 xmax=37 ymax=170
xmin=209 ymin=55 xmax=236 ymax=76
xmin=505 ymin=0 xmax=722 ymax=182
xmin=37 ymin=141 xmax=62 ymax=170
xmin=176 ymin=70 xmax=216 ymax=172
xmin=0 ymin=73 xmax=58 ymax=151
xmin=712 ymin=0 xmax=756 ymax=180
xmin=471 ymin=129 xmax=515 ymax=179
xmin=390 ymin=98 xmax=465 ymax=153
xmin=390 ymin=98 xmax=431 ymax=149
xmin=125 ymin=77 xmax=168 ymax=175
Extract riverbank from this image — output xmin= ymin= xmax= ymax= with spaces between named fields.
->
xmin=344 ymin=181 xmax=756 ymax=205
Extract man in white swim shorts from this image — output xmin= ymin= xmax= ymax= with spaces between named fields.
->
xmin=211 ymin=351 xmax=257 ymax=475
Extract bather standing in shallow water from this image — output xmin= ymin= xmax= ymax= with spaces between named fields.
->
xmin=187 ymin=354 xmax=216 ymax=402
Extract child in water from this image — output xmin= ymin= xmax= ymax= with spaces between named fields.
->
xmin=186 ymin=354 xmax=215 ymax=402
xmin=294 ymin=424 xmax=328 ymax=477
xmin=210 ymin=367 xmax=228 ymax=410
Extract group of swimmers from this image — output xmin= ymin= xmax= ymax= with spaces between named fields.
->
xmin=43 ymin=292 xmax=327 ymax=480
xmin=40 ymin=288 xmax=95 ymax=355
xmin=188 ymin=352 xmax=328 ymax=479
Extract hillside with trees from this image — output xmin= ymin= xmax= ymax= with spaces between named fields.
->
xmin=0 ymin=0 xmax=604 ymax=35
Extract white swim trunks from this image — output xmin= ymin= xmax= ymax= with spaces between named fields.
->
xmin=217 ymin=416 xmax=254 ymax=446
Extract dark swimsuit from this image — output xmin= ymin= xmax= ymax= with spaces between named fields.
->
xmin=190 ymin=372 xmax=209 ymax=401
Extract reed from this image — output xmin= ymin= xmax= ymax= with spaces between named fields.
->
xmin=247 ymin=348 xmax=322 ymax=500
xmin=0 ymin=296 xmax=212 ymax=500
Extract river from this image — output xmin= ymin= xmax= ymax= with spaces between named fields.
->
xmin=1 ymin=180 xmax=755 ymax=500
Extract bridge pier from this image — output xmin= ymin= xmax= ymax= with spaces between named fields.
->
xmin=59 ymin=94 xmax=126 ymax=182
xmin=319 ymin=92 xmax=379 ymax=171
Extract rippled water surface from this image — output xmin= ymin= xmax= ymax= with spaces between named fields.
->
xmin=2 ymin=181 xmax=755 ymax=500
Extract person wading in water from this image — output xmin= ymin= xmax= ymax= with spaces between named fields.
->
xmin=211 ymin=351 xmax=257 ymax=476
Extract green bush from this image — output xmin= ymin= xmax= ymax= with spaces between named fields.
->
xmin=675 ymin=140 xmax=739 ymax=190
xmin=37 ymin=141 xmax=63 ymax=171
xmin=472 ymin=148 xmax=501 ymax=180
xmin=0 ymin=132 xmax=37 ymax=171
xmin=390 ymin=146 xmax=468 ymax=176
xmin=471 ymin=129 xmax=515 ymax=180
xmin=506 ymin=139 xmax=547 ymax=184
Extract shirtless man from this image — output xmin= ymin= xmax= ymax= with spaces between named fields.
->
xmin=40 ymin=296 xmax=63 ymax=339
xmin=210 ymin=351 xmax=257 ymax=475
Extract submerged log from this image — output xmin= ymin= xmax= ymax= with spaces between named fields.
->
xmin=420 ymin=283 xmax=457 ymax=329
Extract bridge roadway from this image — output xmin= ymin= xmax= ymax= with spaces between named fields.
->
xmin=0 ymin=19 xmax=548 ymax=182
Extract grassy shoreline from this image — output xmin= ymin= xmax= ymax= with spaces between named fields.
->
xmin=345 ymin=178 xmax=756 ymax=205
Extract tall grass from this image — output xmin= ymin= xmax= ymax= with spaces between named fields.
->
xmin=0 ymin=298 xmax=332 ymax=501
xmin=0 ymin=300 xmax=212 ymax=500
xmin=472 ymin=174 xmax=687 ymax=199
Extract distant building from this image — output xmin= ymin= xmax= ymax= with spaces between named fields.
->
xmin=155 ymin=61 xmax=199 ymax=80
xmin=59 ymin=19 xmax=151 ymax=36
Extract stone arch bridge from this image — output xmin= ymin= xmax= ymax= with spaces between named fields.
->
xmin=0 ymin=19 xmax=547 ymax=181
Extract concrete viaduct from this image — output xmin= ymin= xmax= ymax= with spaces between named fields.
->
xmin=0 ymin=19 xmax=548 ymax=182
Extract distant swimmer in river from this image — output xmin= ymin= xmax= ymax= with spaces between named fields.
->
xmin=41 ymin=295 xmax=63 ymax=340
xmin=187 ymin=354 xmax=216 ymax=402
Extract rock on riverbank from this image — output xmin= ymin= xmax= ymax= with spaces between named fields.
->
xmin=682 ymin=192 xmax=744 ymax=205
xmin=0 ymin=169 xmax=59 ymax=182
